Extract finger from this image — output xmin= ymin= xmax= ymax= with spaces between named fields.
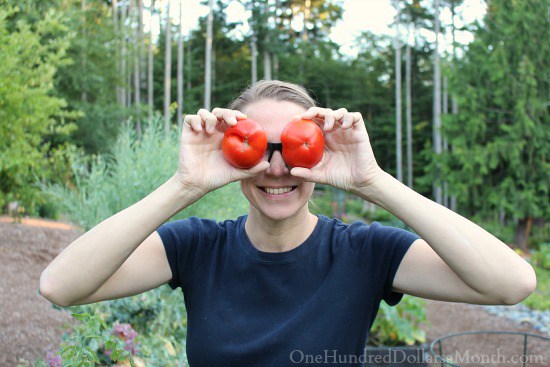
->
xmin=222 ymin=110 xmax=238 ymax=126
xmin=334 ymin=108 xmax=349 ymax=126
xmin=234 ymin=110 xmax=247 ymax=120
xmin=324 ymin=113 xmax=336 ymax=131
xmin=301 ymin=107 xmax=330 ymax=120
xmin=342 ymin=112 xmax=364 ymax=130
xmin=231 ymin=161 xmax=270 ymax=181
xmin=198 ymin=109 xmax=218 ymax=134
xmin=342 ymin=113 xmax=354 ymax=130
xmin=289 ymin=167 xmax=324 ymax=183
xmin=185 ymin=115 xmax=203 ymax=132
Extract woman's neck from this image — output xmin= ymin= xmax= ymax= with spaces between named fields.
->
xmin=244 ymin=206 xmax=318 ymax=253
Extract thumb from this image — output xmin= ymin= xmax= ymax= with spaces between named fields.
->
xmin=290 ymin=167 xmax=323 ymax=183
xmin=233 ymin=161 xmax=270 ymax=180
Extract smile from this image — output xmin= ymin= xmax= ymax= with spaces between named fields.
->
xmin=261 ymin=187 xmax=296 ymax=195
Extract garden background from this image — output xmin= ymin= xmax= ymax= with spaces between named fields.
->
xmin=0 ymin=0 xmax=548 ymax=366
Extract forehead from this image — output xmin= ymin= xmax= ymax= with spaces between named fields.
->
xmin=241 ymin=100 xmax=307 ymax=141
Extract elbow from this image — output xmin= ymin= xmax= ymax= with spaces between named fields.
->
xmin=500 ymin=264 xmax=537 ymax=306
xmin=39 ymin=270 xmax=73 ymax=308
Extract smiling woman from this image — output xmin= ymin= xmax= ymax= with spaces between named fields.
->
xmin=40 ymin=80 xmax=535 ymax=367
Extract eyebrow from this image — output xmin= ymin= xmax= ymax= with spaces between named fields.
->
xmin=266 ymin=142 xmax=283 ymax=162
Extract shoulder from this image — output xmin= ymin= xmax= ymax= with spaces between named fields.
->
xmin=157 ymin=216 xmax=244 ymax=245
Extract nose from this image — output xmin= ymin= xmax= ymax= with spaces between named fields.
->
xmin=266 ymin=150 xmax=289 ymax=176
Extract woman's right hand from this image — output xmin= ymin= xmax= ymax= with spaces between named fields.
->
xmin=173 ymin=108 xmax=270 ymax=195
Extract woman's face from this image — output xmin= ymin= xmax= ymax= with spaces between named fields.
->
xmin=239 ymin=99 xmax=315 ymax=222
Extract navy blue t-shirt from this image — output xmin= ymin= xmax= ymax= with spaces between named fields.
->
xmin=157 ymin=215 xmax=419 ymax=366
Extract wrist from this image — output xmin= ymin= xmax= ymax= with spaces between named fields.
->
xmin=167 ymin=174 xmax=206 ymax=208
xmin=352 ymin=170 xmax=396 ymax=206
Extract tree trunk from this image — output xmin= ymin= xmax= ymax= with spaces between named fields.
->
xmin=164 ymin=0 xmax=172 ymax=135
xmin=263 ymin=50 xmax=272 ymax=80
xmin=394 ymin=0 xmax=403 ymax=183
xmin=177 ymin=0 xmax=184 ymax=127
xmin=450 ymin=0 xmax=458 ymax=212
xmin=251 ymin=35 xmax=258 ymax=84
xmin=513 ymin=217 xmax=532 ymax=251
xmin=133 ymin=0 xmax=142 ymax=137
xmin=204 ymin=0 xmax=213 ymax=110
xmin=433 ymin=0 xmax=443 ymax=204
xmin=81 ymin=0 xmax=88 ymax=102
xmin=442 ymin=75 xmax=449 ymax=207
xmin=121 ymin=0 xmax=127 ymax=109
xmin=406 ymin=39 xmax=412 ymax=189
xmin=148 ymin=0 xmax=155 ymax=120
xmin=112 ymin=0 xmax=122 ymax=105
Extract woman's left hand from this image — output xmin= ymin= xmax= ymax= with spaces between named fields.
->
xmin=290 ymin=107 xmax=384 ymax=193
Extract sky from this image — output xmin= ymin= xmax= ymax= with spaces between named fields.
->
xmin=149 ymin=0 xmax=487 ymax=56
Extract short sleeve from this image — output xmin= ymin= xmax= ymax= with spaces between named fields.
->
xmin=350 ymin=221 xmax=419 ymax=306
xmin=156 ymin=217 xmax=220 ymax=290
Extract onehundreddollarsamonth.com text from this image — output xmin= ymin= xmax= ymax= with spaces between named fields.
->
xmin=289 ymin=348 xmax=547 ymax=365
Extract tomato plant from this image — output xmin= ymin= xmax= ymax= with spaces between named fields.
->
xmin=222 ymin=118 xmax=268 ymax=169
xmin=281 ymin=118 xmax=325 ymax=168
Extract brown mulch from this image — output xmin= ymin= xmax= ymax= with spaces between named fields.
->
xmin=0 ymin=219 xmax=81 ymax=366
xmin=0 ymin=218 xmax=548 ymax=366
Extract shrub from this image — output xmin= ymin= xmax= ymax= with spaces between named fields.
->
xmin=45 ymin=115 xmax=250 ymax=230
xmin=369 ymin=296 xmax=428 ymax=347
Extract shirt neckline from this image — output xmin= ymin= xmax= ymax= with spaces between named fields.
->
xmin=236 ymin=214 xmax=326 ymax=263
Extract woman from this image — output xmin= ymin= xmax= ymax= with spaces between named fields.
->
xmin=40 ymin=80 xmax=536 ymax=366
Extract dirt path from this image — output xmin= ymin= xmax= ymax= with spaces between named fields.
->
xmin=0 ymin=218 xmax=548 ymax=366
xmin=0 ymin=219 xmax=81 ymax=366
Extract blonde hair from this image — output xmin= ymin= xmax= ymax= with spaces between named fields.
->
xmin=228 ymin=80 xmax=317 ymax=111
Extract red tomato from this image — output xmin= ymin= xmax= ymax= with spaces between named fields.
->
xmin=281 ymin=118 xmax=325 ymax=168
xmin=222 ymin=118 xmax=268 ymax=169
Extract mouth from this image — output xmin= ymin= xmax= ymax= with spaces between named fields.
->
xmin=259 ymin=186 xmax=297 ymax=195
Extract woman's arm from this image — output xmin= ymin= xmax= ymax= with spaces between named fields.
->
xmin=356 ymin=171 xmax=536 ymax=304
xmin=39 ymin=177 xmax=202 ymax=307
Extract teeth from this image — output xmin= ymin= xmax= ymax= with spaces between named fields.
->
xmin=264 ymin=187 xmax=293 ymax=195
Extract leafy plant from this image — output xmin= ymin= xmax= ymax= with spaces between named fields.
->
xmin=369 ymin=296 xmax=428 ymax=347
xmin=45 ymin=116 xmax=250 ymax=231
xmin=58 ymin=313 xmax=135 ymax=367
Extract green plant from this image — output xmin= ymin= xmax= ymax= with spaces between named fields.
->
xmin=58 ymin=313 xmax=135 ymax=367
xmin=45 ymin=116 xmax=250 ymax=231
xmin=369 ymin=296 xmax=428 ymax=347
xmin=531 ymin=243 xmax=550 ymax=270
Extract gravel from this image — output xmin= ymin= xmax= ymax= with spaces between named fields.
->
xmin=484 ymin=304 xmax=550 ymax=335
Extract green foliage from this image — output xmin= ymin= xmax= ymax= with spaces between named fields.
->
xmin=0 ymin=6 xmax=80 ymax=214
xmin=70 ymin=286 xmax=187 ymax=367
xmin=441 ymin=0 xmax=550 ymax=230
xmin=370 ymin=296 xmax=428 ymax=347
xmin=59 ymin=313 xmax=135 ymax=367
xmin=45 ymin=115 xmax=250 ymax=230
xmin=531 ymin=243 xmax=550 ymax=271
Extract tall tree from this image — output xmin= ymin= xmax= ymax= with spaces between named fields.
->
xmin=432 ymin=0 xmax=442 ymax=204
xmin=393 ymin=0 xmax=403 ymax=183
xmin=163 ymin=0 xmax=172 ymax=134
xmin=445 ymin=0 xmax=550 ymax=248
xmin=177 ymin=0 xmax=184 ymax=126
xmin=148 ymin=0 xmax=155 ymax=120
xmin=204 ymin=0 xmax=213 ymax=110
